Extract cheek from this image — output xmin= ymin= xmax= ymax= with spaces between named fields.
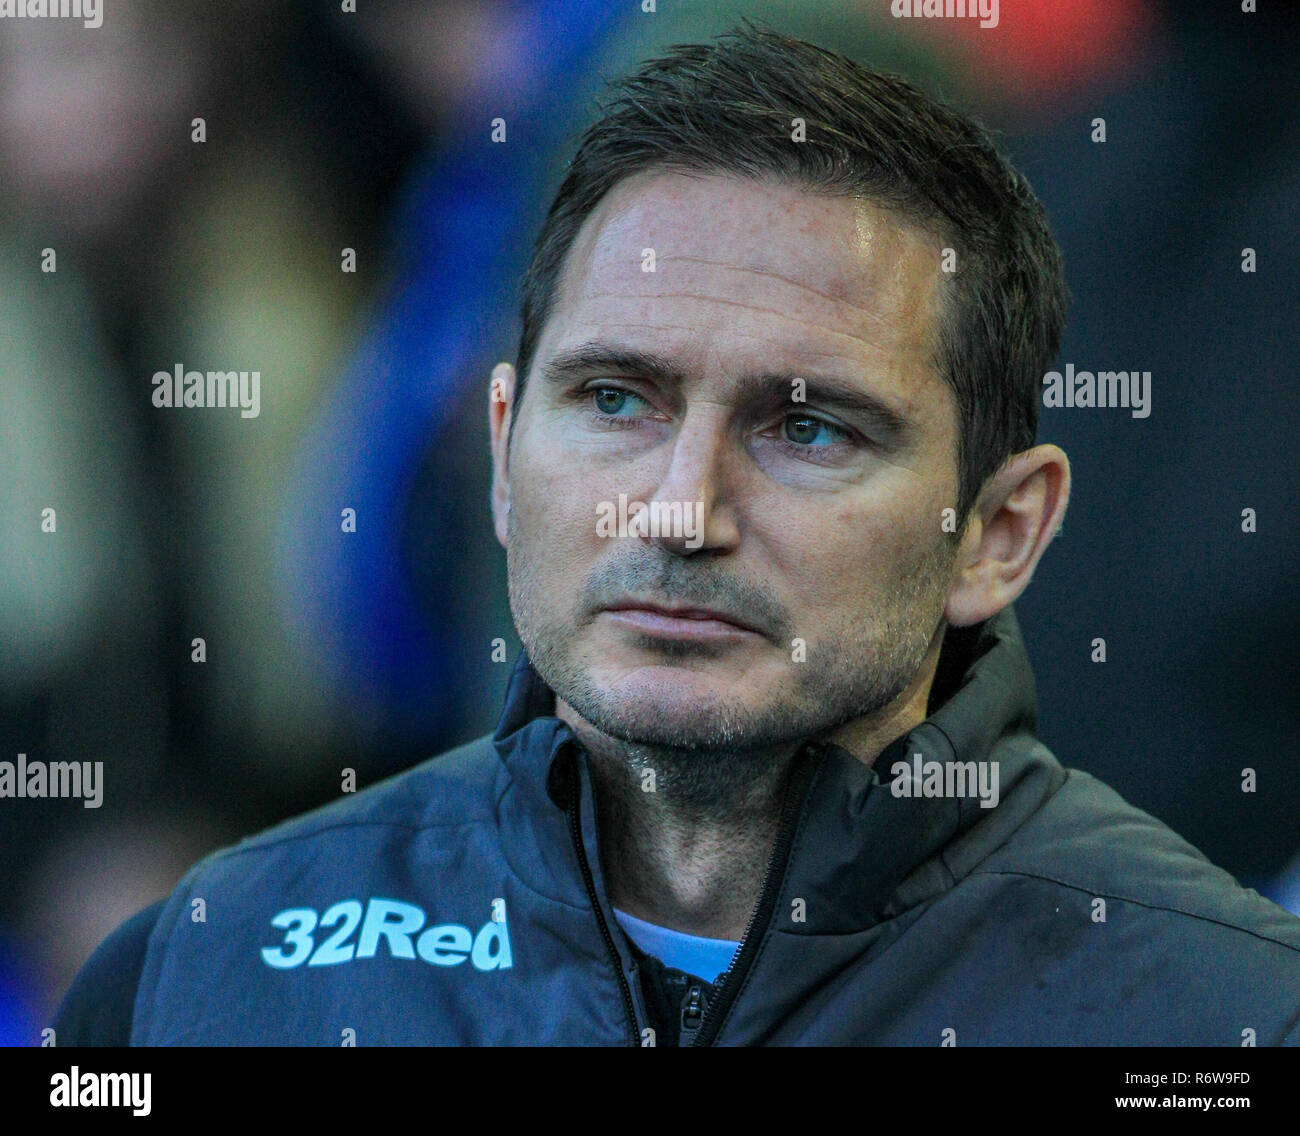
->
xmin=510 ymin=445 xmax=602 ymax=572
xmin=765 ymin=497 xmax=937 ymax=619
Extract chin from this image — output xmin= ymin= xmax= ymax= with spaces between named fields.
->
xmin=581 ymin=664 xmax=757 ymax=727
xmin=592 ymin=656 xmax=756 ymax=701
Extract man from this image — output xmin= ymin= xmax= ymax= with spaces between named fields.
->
xmin=56 ymin=24 xmax=1300 ymax=1046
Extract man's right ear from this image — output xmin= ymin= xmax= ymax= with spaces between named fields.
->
xmin=489 ymin=362 xmax=516 ymax=547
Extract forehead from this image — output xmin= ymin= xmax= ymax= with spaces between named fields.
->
xmin=542 ymin=170 xmax=946 ymax=389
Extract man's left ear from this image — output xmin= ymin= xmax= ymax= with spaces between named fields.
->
xmin=944 ymin=444 xmax=1071 ymax=628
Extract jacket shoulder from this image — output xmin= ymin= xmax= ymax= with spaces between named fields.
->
xmin=978 ymin=767 xmax=1300 ymax=955
xmin=206 ymin=732 xmax=502 ymax=865
xmin=53 ymin=898 xmax=167 ymax=1046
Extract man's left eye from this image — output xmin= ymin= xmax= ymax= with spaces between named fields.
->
xmin=590 ymin=387 xmax=646 ymax=417
xmin=782 ymin=414 xmax=848 ymax=446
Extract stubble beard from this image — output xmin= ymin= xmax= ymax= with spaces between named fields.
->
xmin=506 ymin=506 xmax=956 ymax=818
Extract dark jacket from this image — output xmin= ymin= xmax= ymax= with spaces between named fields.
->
xmin=55 ymin=605 xmax=1300 ymax=1045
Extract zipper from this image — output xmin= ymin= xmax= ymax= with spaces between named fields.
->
xmin=688 ymin=741 xmax=824 ymax=1046
xmin=563 ymin=747 xmax=642 ymax=1047
xmin=678 ymin=982 xmax=706 ymax=1046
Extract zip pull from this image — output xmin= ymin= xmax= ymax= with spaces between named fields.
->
xmin=679 ymin=982 xmax=707 ymax=1047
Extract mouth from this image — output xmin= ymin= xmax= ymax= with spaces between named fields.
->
xmin=600 ymin=598 xmax=763 ymax=640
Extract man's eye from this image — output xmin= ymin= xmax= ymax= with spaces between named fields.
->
xmin=590 ymin=387 xmax=646 ymax=417
xmin=783 ymin=414 xmax=848 ymax=447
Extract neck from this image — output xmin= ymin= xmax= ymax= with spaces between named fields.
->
xmin=558 ymin=707 xmax=798 ymax=940
xmin=554 ymin=643 xmax=942 ymax=941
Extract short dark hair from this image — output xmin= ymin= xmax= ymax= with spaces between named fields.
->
xmin=512 ymin=20 xmax=1067 ymax=526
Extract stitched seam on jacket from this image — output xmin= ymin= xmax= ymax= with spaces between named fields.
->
xmin=204 ymin=817 xmax=495 ymax=863
xmin=210 ymin=815 xmax=591 ymax=914
xmin=970 ymin=867 xmax=1300 ymax=955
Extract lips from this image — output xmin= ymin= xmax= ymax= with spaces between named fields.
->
xmin=601 ymin=599 xmax=760 ymax=635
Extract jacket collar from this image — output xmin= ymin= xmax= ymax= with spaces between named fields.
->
xmin=775 ymin=605 xmax=1061 ymax=933
xmin=491 ymin=603 xmax=1063 ymax=934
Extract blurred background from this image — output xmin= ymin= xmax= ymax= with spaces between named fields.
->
xmin=1 ymin=0 xmax=1297 ymax=1041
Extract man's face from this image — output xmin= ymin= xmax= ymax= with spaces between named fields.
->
xmin=497 ymin=171 xmax=963 ymax=753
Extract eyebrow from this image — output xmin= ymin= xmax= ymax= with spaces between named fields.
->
xmin=538 ymin=341 xmax=914 ymax=441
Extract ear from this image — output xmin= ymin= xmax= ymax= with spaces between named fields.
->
xmin=945 ymin=444 xmax=1071 ymax=627
xmin=488 ymin=362 xmax=516 ymax=548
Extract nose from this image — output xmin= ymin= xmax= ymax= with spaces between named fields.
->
xmin=641 ymin=406 xmax=740 ymax=557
